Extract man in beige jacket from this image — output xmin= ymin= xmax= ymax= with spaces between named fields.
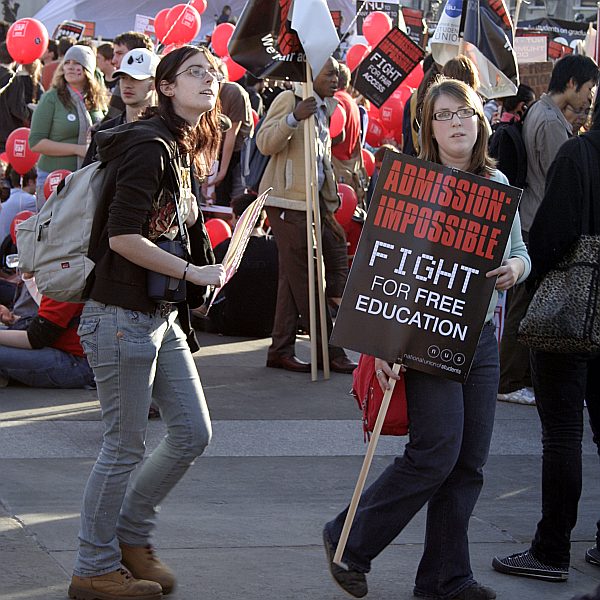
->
xmin=257 ymin=57 xmax=357 ymax=374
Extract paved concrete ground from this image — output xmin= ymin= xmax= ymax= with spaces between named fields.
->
xmin=1 ymin=332 xmax=599 ymax=600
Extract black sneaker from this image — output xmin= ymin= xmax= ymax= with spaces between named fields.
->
xmin=492 ymin=549 xmax=568 ymax=582
xmin=322 ymin=528 xmax=368 ymax=598
xmin=415 ymin=582 xmax=496 ymax=600
xmin=585 ymin=547 xmax=600 ymax=566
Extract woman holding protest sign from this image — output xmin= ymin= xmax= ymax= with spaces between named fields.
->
xmin=68 ymin=46 xmax=225 ymax=600
xmin=323 ymin=78 xmax=530 ymax=600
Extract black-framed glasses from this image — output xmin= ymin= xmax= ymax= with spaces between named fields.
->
xmin=433 ymin=107 xmax=477 ymax=121
xmin=175 ymin=65 xmax=225 ymax=82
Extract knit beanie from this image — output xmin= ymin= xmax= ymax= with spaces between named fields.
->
xmin=63 ymin=45 xmax=96 ymax=75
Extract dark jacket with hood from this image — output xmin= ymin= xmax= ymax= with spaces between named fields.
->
xmin=528 ymin=127 xmax=600 ymax=281
xmin=86 ymin=115 xmax=214 ymax=328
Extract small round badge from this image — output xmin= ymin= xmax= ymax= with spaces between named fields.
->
xmin=67 ymin=113 xmax=77 ymax=122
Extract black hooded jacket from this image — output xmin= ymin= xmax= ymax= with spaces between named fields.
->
xmin=86 ymin=115 xmax=213 ymax=315
xmin=528 ymin=129 xmax=600 ymax=281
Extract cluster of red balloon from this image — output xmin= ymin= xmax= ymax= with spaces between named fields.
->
xmin=210 ymin=22 xmax=246 ymax=82
xmin=3 ymin=19 xmax=48 ymax=176
xmin=154 ymin=1 xmax=206 ymax=51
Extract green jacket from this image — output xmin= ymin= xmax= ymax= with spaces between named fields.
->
xmin=29 ymin=88 xmax=104 ymax=173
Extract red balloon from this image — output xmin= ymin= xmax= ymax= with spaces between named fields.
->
xmin=251 ymin=109 xmax=259 ymax=128
xmin=6 ymin=18 xmax=49 ymax=64
xmin=43 ymin=169 xmax=71 ymax=200
xmin=6 ymin=128 xmax=39 ymax=175
xmin=366 ymin=118 xmax=385 ymax=148
xmin=380 ymin=96 xmax=404 ymax=134
xmin=205 ymin=218 xmax=232 ymax=248
xmin=154 ymin=8 xmax=171 ymax=42
xmin=11 ymin=210 xmax=35 ymax=245
xmin=344 ymin=219 xmax=363 ymax=264
xmin=335 ymin=183 xmax=358 ymax=227
xmin=160 ymin=42 xmax=184 ymax=56
xmin=392 ymin=128 xmax=403 ymax=147
xmin=190 ymin=0 xmax=208 ymax=14
xmin=345 ymin=43 xmax=371 ymax=72
xmin=403 ymin=62 xmax=424 ymax=89
xmin=366 ymin=102 xmax=380 ymax=123
xmin=392 ymin=84 xmax=413 ymax=105
xmin=362 ymin=148 xmax=375 ymax=177
xmin=165 ymin=4 xmax=201 ymax=45
xmin=211 ymin=22 xmax=235 ymax=57
xmin=363 ymin=11 xmax=392 ymax=47
xmin=0 ymin=152 xmax=8 ymax=164
xmin=222 ymin=55 xmax=246 ymax=81
xmin=330 ymin=104 xmax=347 ymax=138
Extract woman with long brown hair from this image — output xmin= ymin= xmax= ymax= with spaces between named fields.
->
xmin=29 ymin=45 xmax=106 ymax=206
xmin=323 ymin=78 xmax=531 ymax=600
xmin=68 ymin=45 xmax=225 ymax=600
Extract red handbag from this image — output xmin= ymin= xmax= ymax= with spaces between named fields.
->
xmin=352 ymin=354 xmax=409 ymax=440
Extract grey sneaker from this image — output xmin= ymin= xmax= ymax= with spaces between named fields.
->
xmin=497 ymin=387 xmax=536 ymax=405
xmin=322 ymin=528 xmax=368 ymax=598
xmin=585 ymin=547 xmax=600 ymax=566
xmin=492 ymin=549 xmax=568 ymax=581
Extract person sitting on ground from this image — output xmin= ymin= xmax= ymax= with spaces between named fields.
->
xmin=206 ymin=193 xmax=278 ymax=337
xmin=0 ymin=294 xmax=94 ymax=388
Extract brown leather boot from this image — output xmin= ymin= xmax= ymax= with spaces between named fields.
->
xmin=120 ymin=544 xmax=176 ymax=595
xmin=68 ymin=567 xmax=162 ymax=600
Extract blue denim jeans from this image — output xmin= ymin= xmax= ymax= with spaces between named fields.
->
xmin=325 ymin=322 xmax=499 ymax=599
xmin=0 ymin=344 xmax=94 ymax=388
xmin=73 ymin=300 xmax=212 ymax=576
xmin=529 ymin=349 xmax=600 ymax=567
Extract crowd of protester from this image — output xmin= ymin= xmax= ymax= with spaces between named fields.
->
xmin=0 ymin=13 xmax=599 ymax=600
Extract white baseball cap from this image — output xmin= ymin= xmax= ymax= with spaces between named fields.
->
xmin=113 ymin=48 xmax=160 ymax=80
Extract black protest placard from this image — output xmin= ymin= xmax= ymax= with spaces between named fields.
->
xmin=352 ymin=27 xmax=424 ymax=108
xmin=356 ymin=1 xmax=401 ymax=34
xmin=228 ymin=0 xmax=306 ymax=82
xmin=331 ymin=153 xmax=522 ymax=383
xmin=401 ymin=7 xmax=426 ymax=48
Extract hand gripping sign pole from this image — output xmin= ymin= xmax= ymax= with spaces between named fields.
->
xmin=303 ymin=63 xmax=330 ymax=381
xmin=333 ymin=361 xmax=403 ymax=565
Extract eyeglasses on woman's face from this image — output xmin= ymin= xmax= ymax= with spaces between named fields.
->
xmin=175 ymin=65 xmax=225 ymax=82
xmin=432 ymin=107 xmax=476 ymax=121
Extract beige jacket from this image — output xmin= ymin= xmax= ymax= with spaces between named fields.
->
xmin=256 ymin=89 xmax=339 ymax=212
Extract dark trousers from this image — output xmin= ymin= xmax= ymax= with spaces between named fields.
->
xmin=266 ymin=206 xmax=347 ymax=361
xmin=530 ymin=349 xmax=600 ymax=566
xmin=498 ymin=279 xmax=534 ymax=392
xmin=326 ymin=322 xmax=499 ymax=599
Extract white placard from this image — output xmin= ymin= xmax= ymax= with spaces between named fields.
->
xmin=515 ymin=36 xmax=548 ymax=64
